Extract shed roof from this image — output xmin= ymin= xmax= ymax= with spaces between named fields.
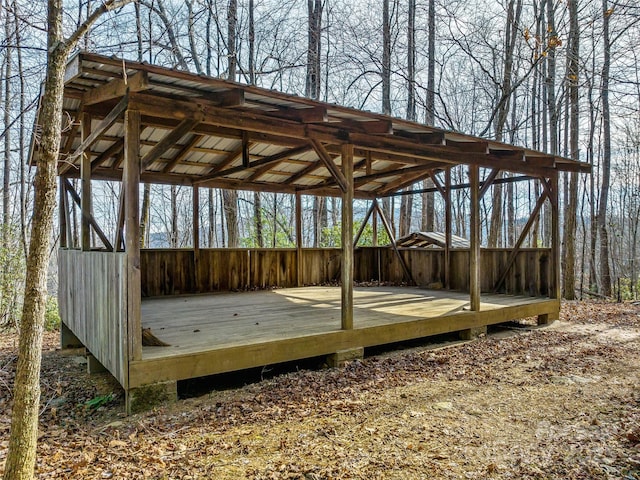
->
xmin=396 ymin=232 xmax=471 ymax=249
xmin=31 ymin=52 xmax=590 ymax=198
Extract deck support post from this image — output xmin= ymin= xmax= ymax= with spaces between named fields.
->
xmin=469 ymin=164 xmax=481 ymax=311
xmin=193 ymin=185 xmax=200 ymax=292
xmin=327 ymin=347 xmax=364 ymax=368
xmin=341 ymin=143 xmax=354 ymax=330
xmin=296 ymin=192 xmax=303 ymax=287
xmin=126 ymin=380 xmax=177 ymax=415
xmin=60 ymin=322 xmax=83 ymax=349
xmin=124 ymin=109 xmax=142 ymax=361
xmin=540 ymin=172 xmax=560 ymax=325
xmin=444 ymin=167 xmax=452 ymax=289
xmin=86 ymin=354 xmax=107 ymax=374
xmin=81 ymin=112 xmax=92 ymax=251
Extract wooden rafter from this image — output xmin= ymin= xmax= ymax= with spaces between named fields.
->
xmin=63 ymin=94 xmax=129 ymax=168
xmin=141 ymin=118 xmax=201 ymax=171
xmin=162 ymin=134 xmax=204 ymax=173
xmin=197 ymin=144 xmax=314 ymax=184
xmin=247 ymin=145 xmax=313 ymax=181
xmin=479 ymin=168 xmax=501 ymax=198
xmin=91 ymin=139 xmax=124 ymax=172
xmin=82 ymin=70 xmax=149 ymax=106
xmin=309 ymin=139 xmax=348 ymax=192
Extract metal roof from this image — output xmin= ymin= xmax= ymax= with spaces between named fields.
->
xmin=396 ymin=232 xmax=470 ymax=249
xmin=31 ymin=52 xmax=591 ymax=199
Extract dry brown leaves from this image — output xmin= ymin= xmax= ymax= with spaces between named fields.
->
xmin=0 ymin=300 xmax=639 ymax=479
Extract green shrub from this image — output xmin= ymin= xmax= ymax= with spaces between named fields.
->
xmin=44 ymin=296 xmax=60 ymax=331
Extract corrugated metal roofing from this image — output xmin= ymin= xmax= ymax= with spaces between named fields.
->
xmin=32 ymin=52 xmax=591 ymax=199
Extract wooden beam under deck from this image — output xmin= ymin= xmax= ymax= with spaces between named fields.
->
xmin=129 ymin=287 xmax=559 ymax=388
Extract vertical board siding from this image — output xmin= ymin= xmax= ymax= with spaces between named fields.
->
xmin=58 ymin=249 xmax=128 ymax=387
xmin=139 ymin=247 xmax=550 ymax=297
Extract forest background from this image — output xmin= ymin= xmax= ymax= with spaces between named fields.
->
xmin=0 ymin=0 xmax=639 ymax=329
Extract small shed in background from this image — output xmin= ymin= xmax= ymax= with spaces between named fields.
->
xmin=396 ymin=231 xmax=470 ymax=249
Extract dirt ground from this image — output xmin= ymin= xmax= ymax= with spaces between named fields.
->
xmin=0 ymin=300 xmax=639 ymax=479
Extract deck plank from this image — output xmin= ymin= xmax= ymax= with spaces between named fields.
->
xmin=140 ymin=287 xmax=549 ymax=361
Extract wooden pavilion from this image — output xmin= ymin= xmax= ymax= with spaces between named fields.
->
xmin=31 ymin=52 xmax=590 ymax=412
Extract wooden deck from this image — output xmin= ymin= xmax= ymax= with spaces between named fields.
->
xmin=129 ymin=286 xmax=558 ymax=389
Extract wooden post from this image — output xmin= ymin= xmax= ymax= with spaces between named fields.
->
xmin=550 ymin=173 xmax=560 ymax=300
xmin=193 ymin=185 xmax=200 ymax=292
xmin=469 ymin=164 xmax=480 ymax=311
xmin=341 ymin=144 xmax=354 ymax=330
xmin=296 ymin=192 xmax=303 ymax=287
xmin=444 ymin=167 xmax=452 ymax=289
xmin=59 ymin=177 xmax=67 ymax=249
xmin=123 ymin=109 xmax=142 ymax=361
xmin=80 ymin=113 xmax=92 ymax=251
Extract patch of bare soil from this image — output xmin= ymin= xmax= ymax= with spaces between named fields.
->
xmin=0 ymin=300 xmax=639 ymax=479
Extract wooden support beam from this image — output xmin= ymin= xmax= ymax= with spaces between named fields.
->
xmin=377 ymin=167 xmax=438 ymax=195
xmin=375 ymin=200 xmax=415 ymax=285
xmin=115 ymin=186 xmax=125 ymax=252
xmin=492 ymin=188 xmax=549 ymax=292
xmin=340 ymin=118 xmax=393 ymax=135
xmin=80 ymin=113 xmax=92 ymax=251
xmin=247 ymin=145 xmax=313 ymax=181
xmin=285 ymin=160 xmax=322 ymax=185
xmin=162 ymin=134 xmax=203 ymax=174
xmin=550 ymin=174 xmax=560 ymax=299
xmin=193 ymin=185 xmax=200 ymax=293
xmin=195 ymin=145 xmax=313 ymax=184
xmin=469 ymin=164 xmax=480 ymax=311
xmin=63 ymin=178 xmax=113 ymax=251
xmin=141 ymin=118 xmax=200 ymax=171
xmin=353 ymin=201 xmax=376 ymax=247
xmin=296 ymin=192 xmax=303 ymax=287
xmin=64 ymin=94 xmax=129 ymax=166
xmin=445 ymin=139 xmax=489 ymax=153
xmin=341 ymin=144 xmax=354 ymax=330
xmin=200 ymin=144 xmax=245 ymax=178
xmin=394 ymin=131 xmax=445 ymax=144
xmin=213 ymin=88 xmax=245 ymax=107
xmin=386 ymin=174 xmax=537 ymax=197
xmin=124 ymin=109 xmax=142 ymax=362
xmin=59 ymin=177 xmax=68 ymax=248
xmin=61 ymin=120 xmax=80 ymax=156
xmin=91 ymin=139 xmax=124 ymax=172
xmin=479 ymin=168 xmax=500 ymax=199
xmin=444 ymin=167 xmax=452 ymax=289
xmin=427 ymin=170 xmax=446 ymax=197
xmin=310 ymin=139 xmax=348 ymax=193
xmin=242 ymin=131 xmax=251 ymax=167
xmin=82 ymin=70 xmax=149 ymax=106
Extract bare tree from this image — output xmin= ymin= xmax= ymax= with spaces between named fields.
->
xmin=4 ymin=3 xmax=135 ymax=477
xmin=598 ymin=0 xmax=613 ymax=296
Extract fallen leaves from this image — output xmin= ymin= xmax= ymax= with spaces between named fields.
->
xmin=0 ymin=301 xmax=639 ymax=478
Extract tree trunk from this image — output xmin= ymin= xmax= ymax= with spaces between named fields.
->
xmin=5 ymin=2 xmax=134 ymax=476
xmin=561 ymin=0 xmax=579 ymax=299
xmin=223 ymin=189 xmax=239 ymax=247
xmin=406 ymin=0 xmax=416 ymax=121
xmin=3 ymin=9 xmax=12 ymax=248
xmin=598 ymin=0 xmax=612 ymax=296
xmin=306 ymin=0 xmax=323 ymax=100
xmin=382 ymin=0 xmax=391 ymax=115
xmin=425 ymin=0 xmax=435 ymax=125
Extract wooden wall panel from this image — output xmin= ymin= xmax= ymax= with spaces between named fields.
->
xmin=138 ymin=247 xmax=551 ymax=297
xmin=58 ymin=249 xmax=128 ymax=387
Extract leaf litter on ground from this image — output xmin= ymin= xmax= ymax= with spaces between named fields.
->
xmin=0 ymin=300 xmax=638 ymax=478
